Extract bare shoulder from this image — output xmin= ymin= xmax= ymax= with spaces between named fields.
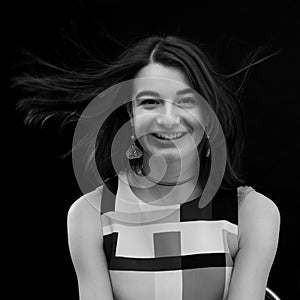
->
xmin=227 ymin=190 xmax=281 ymax=299
xmin=238 ymin=189 xmax=280 ymax=223
xmin=68 ymin=186 xmax=103 ymax=215
xmin=238 ymin=189 xmax=281 ymax=250
xmin=67 ymin=186 xmax=104 ymax=235
xmin=67 ymin=186 xmax=115 ymax=299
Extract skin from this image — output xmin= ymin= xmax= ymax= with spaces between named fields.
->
xmin=67 ymin=63 xmax=281 ymax=300
xmin=127 ymin=63 xmax=206 ymax=205
xmin=130 ymin=63 xmax=206 ymax=183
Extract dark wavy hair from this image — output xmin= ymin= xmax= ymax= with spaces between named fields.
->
xmin=12 ymin=34 xmax=279 ymax=191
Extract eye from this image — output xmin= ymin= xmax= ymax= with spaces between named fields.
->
xmin=139 ymin=98 xmax=161 ymax=106
xmin=178 ymin=97 xmax=195 ymax=107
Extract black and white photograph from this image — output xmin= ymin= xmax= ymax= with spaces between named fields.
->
xmin=8 ymin=1 xmax=299 ymax=299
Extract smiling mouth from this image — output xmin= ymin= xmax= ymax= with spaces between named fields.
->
xmin=151 ymin=132 xmax=187 ymax=140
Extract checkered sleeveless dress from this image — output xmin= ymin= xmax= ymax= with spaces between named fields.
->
xmin=99 ymin=171 xmax=254 ymax=300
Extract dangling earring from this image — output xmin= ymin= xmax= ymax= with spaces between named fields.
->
xmin=206 ymin=147 xmax=211 ymax=157
xmin=206 ymin=131 xmax=210 ymax=157
xmin=125 ymin=134 xmax=143 ymax=159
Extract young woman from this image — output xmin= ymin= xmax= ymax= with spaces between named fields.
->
xmin=14 ymin=35 xmax=280 ymax=300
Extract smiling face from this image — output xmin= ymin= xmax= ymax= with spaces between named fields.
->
xmin=130 ymin=63 xmax=207 ymax=162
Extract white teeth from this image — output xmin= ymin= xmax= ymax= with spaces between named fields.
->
xmin=154 ymin=133 xmax=184 ymax=140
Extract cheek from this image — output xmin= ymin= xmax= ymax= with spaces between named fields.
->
xmin=188 ymin=111 xmax=206 ymax=144
xmin=132 ymin=111 xmax=153 ymax=138
xmin=192 ymin=125 xmax=205 ymax=146
xmin=187 ymin=108 xmax=205 ymax=129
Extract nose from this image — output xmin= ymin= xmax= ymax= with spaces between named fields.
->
xmin=156 ymin=101 xmax=180 ymax=129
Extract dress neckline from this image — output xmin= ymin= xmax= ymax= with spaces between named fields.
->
xmin=119 ymin=170 xmax=203 ymax=208
xmin=118 ymin=170 xmax=179 ymax=208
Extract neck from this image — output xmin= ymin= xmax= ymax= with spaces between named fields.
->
xmin=140 ymin=168 xmax=194 ymax=186
xmin=141 ymin=151 xmax=200 ymax=185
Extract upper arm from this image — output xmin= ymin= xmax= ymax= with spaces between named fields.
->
xmin=227 ymin=191 xmax=281 ymax=300
xmin=67 ymin=188 xmax=114 ymax=300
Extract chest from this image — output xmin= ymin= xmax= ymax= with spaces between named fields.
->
xmin=102 ymin=220 xmax=238 ymax=264
xmin=102 ymin=220 xmax=238 ymax=300
xmin=121 ymin=184 xmax=239 ymax=258
xmin=129 ymin=180 xmax=203 ymax=206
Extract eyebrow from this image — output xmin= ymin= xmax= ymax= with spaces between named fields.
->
xmin=135 ymin=90 xmax=160 ymax=98
xmin=135 ymin=88 xmax=195 ymax=99
xmin=176 ymin=88 xmax=195 ymax=96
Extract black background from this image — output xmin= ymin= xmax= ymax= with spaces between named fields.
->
xmin=8 ymin=0 xmax=299 ymax=299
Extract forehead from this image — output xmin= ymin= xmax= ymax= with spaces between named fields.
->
xmin=133 ymin=63 xmax=192 ymax=97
